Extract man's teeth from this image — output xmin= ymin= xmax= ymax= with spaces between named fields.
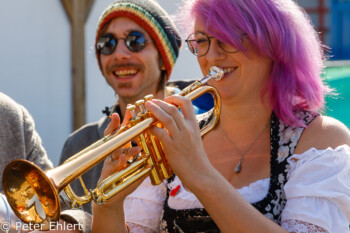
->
xmin=223 ymin=67 xmax=236 ymax=74
xmin=114 ymin=69 xmax=137 ymax=76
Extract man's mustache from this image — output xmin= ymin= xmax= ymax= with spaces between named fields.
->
xmin=106 ymin=63 xmax=144 ymax=73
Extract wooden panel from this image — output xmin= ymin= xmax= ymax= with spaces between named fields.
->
xmin=61 ymin=0 xmax=95 ymax=130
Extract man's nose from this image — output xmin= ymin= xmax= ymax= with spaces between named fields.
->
xmin=112 ymin=39 xmax=132 ymax=60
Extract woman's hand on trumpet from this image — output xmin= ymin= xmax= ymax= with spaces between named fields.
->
xmin=145 ymin=95 xmax=214 ymax=190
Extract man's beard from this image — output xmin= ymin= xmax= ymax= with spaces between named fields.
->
xmin=118 ymin=82 xmax=132 ymax=88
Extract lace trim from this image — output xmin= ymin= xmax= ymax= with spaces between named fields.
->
xmin=281 ymin=219 xmax=328 ymax=233
xmin=128 ymin=222 xmax=156 ymax=233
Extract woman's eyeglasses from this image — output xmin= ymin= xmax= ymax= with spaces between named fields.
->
xmin=97 ymin=31 xmax=151 ymax=55
xmin=185 ymin=32 xmax=239 ymax=57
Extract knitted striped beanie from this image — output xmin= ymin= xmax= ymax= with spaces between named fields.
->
xmin=95 ymin=0 xmax=182 ymax=79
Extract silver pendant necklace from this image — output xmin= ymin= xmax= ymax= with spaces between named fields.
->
xmin=220 ymin=121 xmax=269 ymax=173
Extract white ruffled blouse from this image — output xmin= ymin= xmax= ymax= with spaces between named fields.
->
xmin=124 ymin=145 xmax=350 ymax=233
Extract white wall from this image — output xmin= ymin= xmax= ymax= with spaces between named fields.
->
xmin=0 ymin=0 xmax=71 ymax=166
xmin=0 ymin=0 xmax=201 ymax=166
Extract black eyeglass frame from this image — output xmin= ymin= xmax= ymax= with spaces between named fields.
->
xmin=185 ymin=32 xmax=242 ymax=57
xmin=97 ymin=31 xmax=151 ymax=55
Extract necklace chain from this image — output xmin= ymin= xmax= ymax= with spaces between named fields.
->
xmin=220 ymin=121 xmax=269 ymax=174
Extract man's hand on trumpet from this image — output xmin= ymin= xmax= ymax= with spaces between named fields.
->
xmin=98 ymin=110 xmax=144 ymax=199
xmin=99 ymin=112 xmax=142 ymax=182
xmin=92 ymin=110 xmax=145 ymax=233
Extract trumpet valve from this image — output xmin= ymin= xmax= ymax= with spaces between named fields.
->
xmin=135 ymin=99 xmax=147 ymax=115
xmin=144 ymin=94 xmax=153 ymax=102
xmin=127 ymin=105 xmax=137 ymax=119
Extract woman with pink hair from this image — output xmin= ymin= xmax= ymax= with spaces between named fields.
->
xmin=93 ymin=0 xmax=350 ymax=232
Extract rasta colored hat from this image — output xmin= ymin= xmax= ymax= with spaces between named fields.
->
xmin=95 ymin=0 xmax=182 ymax=79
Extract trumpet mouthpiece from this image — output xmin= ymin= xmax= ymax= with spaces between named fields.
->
xmin=199 ymin=66 xmax=224 ymax=85
xmin=209 ymin=66 xmax=224 ymax=81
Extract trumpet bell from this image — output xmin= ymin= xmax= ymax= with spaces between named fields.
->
xmin=3 ymin=159 xmax=60 ymax=230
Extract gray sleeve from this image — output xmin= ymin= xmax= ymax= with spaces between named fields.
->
xmin=20 ymin=105 xmax=53 ymax=171
xmin=0 ymin=94 xmax=52 ymax=191
xmin=60 ymin=209 xmax=92 ymax=233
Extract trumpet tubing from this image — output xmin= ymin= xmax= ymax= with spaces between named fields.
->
xmin=2 ymin=67 xmax=223 ymax=229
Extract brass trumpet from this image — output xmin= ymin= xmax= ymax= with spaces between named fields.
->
xmin=2 ymin=67 xmax=223 ymax=230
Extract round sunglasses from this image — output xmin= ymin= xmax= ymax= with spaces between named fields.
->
xmin=97 ymin=31 xmax=151 ymax=55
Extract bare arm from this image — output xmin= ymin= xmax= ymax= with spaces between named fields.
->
xmin=295 ymin=115 xmax=350 ymax=154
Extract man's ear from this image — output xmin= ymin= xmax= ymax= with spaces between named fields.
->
xmin=159 ymin=57 xmax=166 ymax=71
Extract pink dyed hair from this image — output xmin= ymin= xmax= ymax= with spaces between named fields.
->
xmin=177 ymin=0 xmax=329 ymax=126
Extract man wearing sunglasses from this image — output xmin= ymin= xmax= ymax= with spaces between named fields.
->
xmin=59 ymin=0 xmax=183 ymax=216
